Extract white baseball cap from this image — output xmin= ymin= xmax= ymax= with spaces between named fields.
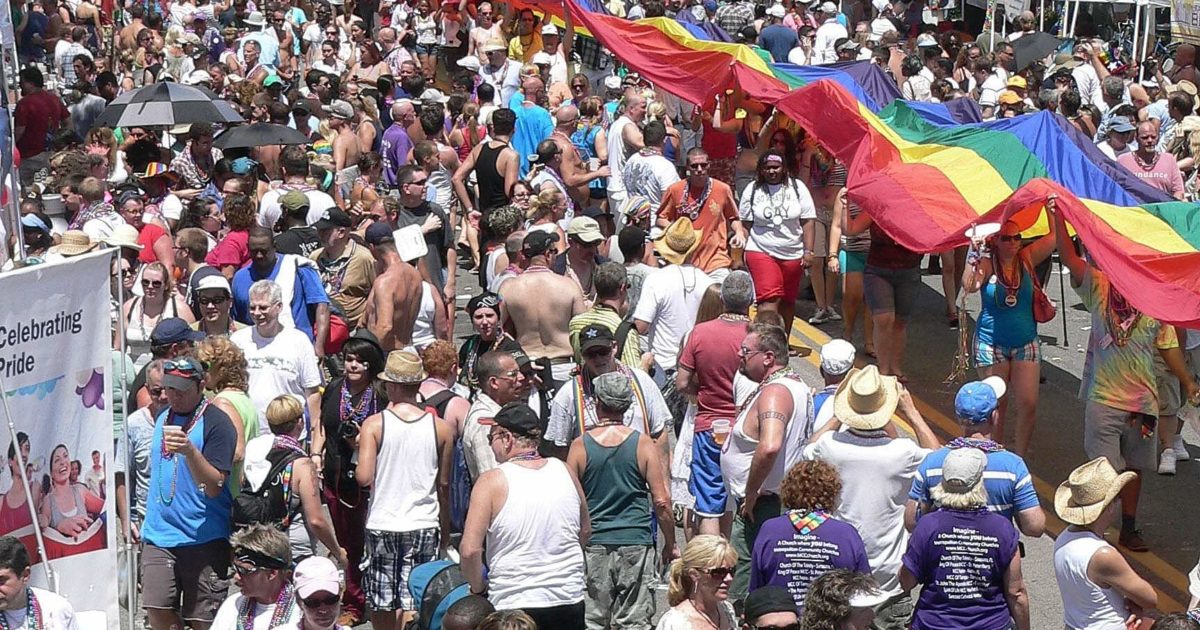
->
xmin=820 ymin=339 xmax=855 ymax=376
xmin=766 ymin=4 xmax=786 ymax=17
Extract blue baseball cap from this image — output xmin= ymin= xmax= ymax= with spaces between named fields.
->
xmin=954 ymin=376 xmax=1007 ymax=424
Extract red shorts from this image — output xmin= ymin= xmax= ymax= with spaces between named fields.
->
xmin=745 ymin=251 xmax=805 ymax=304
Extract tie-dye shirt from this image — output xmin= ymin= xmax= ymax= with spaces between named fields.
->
xmin=1077 ymin=268 xmax=1178 ymax=415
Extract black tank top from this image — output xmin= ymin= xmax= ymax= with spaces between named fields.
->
xmin=475 ymin=141 xmax=510 ymax=212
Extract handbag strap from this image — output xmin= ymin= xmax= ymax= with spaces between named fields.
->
xmin=1018 ymin=254 xmax=1044 ymax=292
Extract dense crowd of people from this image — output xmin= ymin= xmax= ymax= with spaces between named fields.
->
xmin=5 ymin=0 xmax=1200 ymax=628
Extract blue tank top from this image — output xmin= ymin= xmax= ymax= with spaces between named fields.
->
xmin=977 ymin=266 xmax=1037 ymax=348
xmin=571 ymin=125 xmax=606 ymax=191
xmin=141 ymin=407 xmax=233 ymax=548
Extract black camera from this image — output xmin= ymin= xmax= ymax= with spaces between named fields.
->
xmin=338 ymin=421 xmax=361 ymax=441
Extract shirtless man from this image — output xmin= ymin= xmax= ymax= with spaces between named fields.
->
xmin=549 ymin=104 xmax=609 ymax=208
xmin=499 ymin=230 xmax=585 ymax=389
xmin=117 ymin=4 xmax=147 ymax=52
xmin=363 ymin=223 xmax=423 ymax=351
xmin=327 ymin=99 xmax=362 ymax=208
xmin=468 ymin=2 xmax=504 ymax=61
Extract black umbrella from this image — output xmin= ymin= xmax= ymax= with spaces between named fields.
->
xmin=214 ymin=123 xmax=311 ymax=149
xmin=1012 ymin=32 xmax=1063 ymax=73
xmin=93 ymin=82 xmax=244 ymax=128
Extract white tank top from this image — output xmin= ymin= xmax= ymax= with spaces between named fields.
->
xmin=412 ymin=282 xmax=437 ymax=350
xmin=606 ymin=116 xmax=634 ymax=194
xmin=721 ymin=375 xmax=812 ymax=500
xmin=486 ymin=459 xmax=586 ymax=609
xmin=1053 ymin=528 xmax=1129 ymax=630
xmin=365 ymin=409 xmax=440 ymax=532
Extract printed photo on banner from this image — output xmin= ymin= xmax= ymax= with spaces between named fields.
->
xmin=0 ymin=251 xmax=119 ymax=628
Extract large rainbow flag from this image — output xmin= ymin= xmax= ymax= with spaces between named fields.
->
xmin=523 ymin=0 xmax=1200 ymax=326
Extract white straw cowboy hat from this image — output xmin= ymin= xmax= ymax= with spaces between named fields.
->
xmin=103 ymin=224 xmax=144 ymax=251
xmin=1054 ymin=457 xmax=1137 ymax=526
xmin=654 ymin=217 xmax=702 ymax=265
xmin=832 ymin=365 xmax=899 ymax=431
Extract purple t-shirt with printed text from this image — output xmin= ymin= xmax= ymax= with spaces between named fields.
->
xmin=750 ymin=513 xmax=870 ymax=611
xmin=902 ymin=508 xmax=1018 ymax=630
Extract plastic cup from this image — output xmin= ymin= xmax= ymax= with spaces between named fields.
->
xmin=712 ymin=419 xmax=731 ymax=446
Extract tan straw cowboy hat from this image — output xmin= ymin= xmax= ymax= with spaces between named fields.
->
xmin=1054 ymin=457 xmax=1137 ymax=526
xmin=377 ymin=350 xmax=426 ymax=384
xmin=654 ymin=217 xmax=702 ymax=265
xmin=832 ymin=365 xmax=899 ymax=431
xmin=54 ymin=230 xmax=98 ymax=257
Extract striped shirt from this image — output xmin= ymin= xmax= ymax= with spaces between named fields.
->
xmin=568 ymin=304 xmax=643 ymax=368
xmin=909 ymin=443 xmax=1039 ymax=521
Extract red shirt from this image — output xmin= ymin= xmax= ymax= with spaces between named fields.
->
xmin=206 ymin=229 xmax=251 ymax=269
xmin=14 ymin=90 xmax=69 ymax=157
xmin=679 ymin=317 xmax=748 ymax=433
xmin=137 ymin=223 xmax=168 ymax=264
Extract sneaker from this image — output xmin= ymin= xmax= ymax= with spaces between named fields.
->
xmin=808 ymin=309 xmax=831 ymax=324
xmin=1158 ymin=449 xmax=1177 ymax=475
xmin=1119 ymin=528 xmax=1149 ymax=552
xmin=826 ymin=306 xmax=842 ymax=321
xmin=1173 ymin=435 xmax=1191 ymax=461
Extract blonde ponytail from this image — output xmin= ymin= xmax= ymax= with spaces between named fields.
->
xmin=667 ymin=558 xmax=688 ymax=606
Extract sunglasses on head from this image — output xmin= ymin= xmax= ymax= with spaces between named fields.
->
xmin=302 ymin=594 xmax=340 ymax=608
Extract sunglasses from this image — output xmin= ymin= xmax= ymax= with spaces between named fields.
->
xmin=583 ymin=348 xmax=610 ymax=359
xmin=198 ymin=295 xmax=229 ymax=306
xmin=120 ymin=268 xmax=135 ymax=277
xmin=142 ymin=279 xmax=164 ymax=288
xmin=687 ymin=162 xmax=709 ymax=170
xmin=487 ymin=428 xmax=510 ymax=444
xmin=302 ymin=594 xmax=340 ymax=608
xmin=407 ymin=178 xmax=428 ymax=186
xmin=232 ymin=562 xmax=265 ymax=577
xmin=148 ymin=387 xmax=165 ymax=397
xmin=752 ymin=624 xmax=801 ymax=630
xmin=704 ymin=567 xmax=733 ymax=580
xmin=571 ymin=83 xmax=586 ymax=89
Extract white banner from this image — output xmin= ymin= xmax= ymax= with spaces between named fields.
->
xmin=0 ymin=251 xmax=118 ymax=629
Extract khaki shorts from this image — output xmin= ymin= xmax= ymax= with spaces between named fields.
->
xmin=809 ymin=215 xmax=831 ymax=258
xmin=1154 ymin=353 xmax=1182 ymax=417
xmin=1084 ymin=400 xmax=1157 ymax=472
xmin=141 ymin=539 xmax=231 ymax=624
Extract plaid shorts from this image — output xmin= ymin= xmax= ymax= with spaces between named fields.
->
xmin=363 ymin=527 xmax=439 ymax=611
xmin=975 ymin=337 xmax=1041 ymax=367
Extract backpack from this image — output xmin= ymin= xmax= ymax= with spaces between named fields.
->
xmin=232 ymin=446 xmax=304 ymax=532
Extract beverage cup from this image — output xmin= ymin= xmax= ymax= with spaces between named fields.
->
xmin=712 ymin=419 xmax=731 ymax=446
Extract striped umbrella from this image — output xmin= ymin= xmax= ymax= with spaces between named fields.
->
xmin=92 ymin=82 xmax=244 ymax=129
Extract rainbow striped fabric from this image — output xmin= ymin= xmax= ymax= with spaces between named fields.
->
xmin=518 ymin=0 xmax=1200 ymax=325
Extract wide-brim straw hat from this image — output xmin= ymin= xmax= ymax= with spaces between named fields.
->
xmin=654 ymin=217 xmax=702 ymax=265
xmin=377 ymin=350 xmax=426 ymax=384
xmin=832 ymin=365 xmax=899 ymax=431
xmin=1054 ymin=457 xmax=1137 ymax=526
xmin=103 ymin=224 xmax=144 ymax=251
xmin=54 ymin=230 xmax=98 ymax=257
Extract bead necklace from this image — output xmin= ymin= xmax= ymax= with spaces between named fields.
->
xmin=0 ymin=588 xmax=42 ymax=630
xmin=523 ymin=264 xmax=554 ymax=274
xmin=157 ymin=400 xmax=211 ymax=505
xmin=991 ymin=251 xmax=1021 ymax=308
xmin=338 ymin=379 xmax=375 ymax=424
xmin=677 ymin=177 xmax=712 ymax=220
xmin=508 ymin=451 xmax=541 ymax=462
xmin=237 ymin=584 xmax=295 ymax=630
xmin=1132 ymin=151 xmax=1160 ymax=171
xmin=738 ymin=367 xmax=796 ymax=413
xmin=1103 ymin=283 xmax=1141 ymax=348
xmin=718 ymin=313 xmax=750 ymax=323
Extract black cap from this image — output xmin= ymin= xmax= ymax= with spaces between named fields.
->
xmin=522 ymin=230 xmax=559 ymax=257
xmin=315 ymin=207 xmax=352 ymax=229
xmin=291 ymin=101 xmax=312 ymax=114
xmin=578 ymin=323 xmax=614 ymax=351
xmin=364 ymin=221 xmax=394 ymax=245
xmin=743 ymin=586 xmax=798 ymax=622
xmin=489 ymin=402 xmax=541 ymax=438
xmin=150 ymin=318 xmax=205 ymax=346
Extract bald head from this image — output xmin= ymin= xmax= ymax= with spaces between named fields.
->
xmin=1128 ymin=83 xmax=1150 ymax=109
xmin=555 ymin=105 xmax=579 ymax=127
xmin=379 ymin=27 xmax=396 ymax=45
xmin=391 ymin=99 xmax=415 ymax=122
xmin=523 ymin=76 xmax=545 ymax=94
xmin=1178 ymin=44 xmax=1196 ymax=66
